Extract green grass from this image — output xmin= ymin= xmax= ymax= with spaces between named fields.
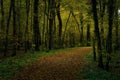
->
xmin=80 ymin=69 xmax=120 ymax=80
xmin=78 ymin=52 xmax=120 ymax=80
xmin=0 ymin=48 xmax=70 ymax=80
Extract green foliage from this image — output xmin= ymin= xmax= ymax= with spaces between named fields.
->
xmin=77 ymin=53 xmax=120 ymax=80
xmin=80 ymin=69 xmax=120 ymax=80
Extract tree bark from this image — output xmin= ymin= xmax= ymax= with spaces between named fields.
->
xmin=98 ymin=0 xmax=106 ymax=50
xmin=4 ymin=0 xmax=13 ymax=57
xmin=106 ymin=0 xmax=115 ymax=71
xmin=79 ymin=13 xmax=84 ymax=46
xmin=48 ymin=0 xmax=55 ymax=50
xmin=93 ymin=37 xmax=96 ymax=61
xmin=12 ymin=0 xmax=17 ymax=56
xmin=86 ymin=24 xmax=91 ymax=46
xmin=56 ymin=0 xmax=62 ymax=48
xmin=62 ymin=11 xmax=71 ymax=46
xmin=33 ymin=0 xmax=41 ymax=51
xmin=91 ymin=0 xmax=104 ymax=68
xmin=0 ymin=0 xmax=5 ymax=32
xmin=114 ymin=2 xmax=119 ymax=50
xmin=25 ymin=0 xmax=30 ymax=52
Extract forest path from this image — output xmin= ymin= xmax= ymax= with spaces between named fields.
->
xmin=13 ymin=47 xmax=92 ymax=80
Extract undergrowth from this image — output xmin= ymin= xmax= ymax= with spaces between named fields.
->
xmin=78 ymin=52 xmax=120 ymax=80
xmin=0 ymin=48 xmax=70 ymax=80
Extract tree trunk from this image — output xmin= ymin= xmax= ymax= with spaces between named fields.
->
xmin=33 ymin=0 xmax=41 ymax=51
xmin=0 ymin=0 xmax=5 ymax=32
xmin=4 ymin=0 xmax=13 ymax=57
xmin=12 ymin=0 xmax=17 ymax=57
xmin=25 ymin=0 xmax=30 ymax=52
xmin=16 ymin=0 xmax=22 ymax=50
xmin=86 ymin=24 xmax=91 ymax=46
xmin=106 ymin=0 xmax=115 ymax=71
xmin=57 ymin=0 xmax=62 ymax=48
xmin=79 ymin=13 xmax=84 ymax=46
xmin=98 ymin=0 xmax=106 ymax=50
xmin=91 ymin=0 xmax=104 ymax=68
xmin=93 ymin=37 xmax=96 ymax=61
xmin=114 ymin=3 xmax=119 ymax=50
xmin=48 ymin=0 xmax=55 ymax=50
xmin=62 ymin=11 xmax=71 ymax=46
xmin=42 ymin=0 xmax=46 ymax=50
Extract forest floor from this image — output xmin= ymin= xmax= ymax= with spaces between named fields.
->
xmin=12 ymin=47 xmax=120 ymax=80
xmin=1 ymin=47 xmax=120 ymax=80
xmin=13 ymin=47 xmax=92 ymax=80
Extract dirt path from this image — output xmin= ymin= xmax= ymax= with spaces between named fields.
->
xmin=13 ymin=47 xmax=92 ymax=80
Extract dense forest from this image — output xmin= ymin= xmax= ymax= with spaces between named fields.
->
xmin=0 ymin=0 xmax=93 ymax=57
xmin=0 ymin=0 xmax=120 ymax=80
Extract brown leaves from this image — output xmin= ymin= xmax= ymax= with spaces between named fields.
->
xmin=13 ymin=47 xmax=92 ymax=80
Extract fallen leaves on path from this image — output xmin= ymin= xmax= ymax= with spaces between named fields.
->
xmin=13 ymin=47 xmax=92 ymax=80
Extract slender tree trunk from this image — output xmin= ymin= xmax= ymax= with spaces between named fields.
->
xmin=42 ymin=0 xmax=46 ymax=50
xmin=16 ymin=0 xmax=22 ymax=50
xmin=45 ymin=1 xmax=49 ymax=51
xmin=106 ymin=0 xmax=115 ymax=71
xmin=4 ymin=0 xmax=13 ymax=57
xmin=0 ymin=0 xmax=5 ymax=55
xmin=99 ymin=0 xmax=106 ymax=50
xmin=33 ymin=0 xmax=41 ymax=51
xmin=79 ymin=13 xmax=84 ymax=46
xmin=25 ymin=0 xmax=30 ymax=52
xmin=30 ymin=0 xmax=33 ymax=32
xmin=86 ymin=24 xmax=91 ymax=46
xmin=93 ymin=37 xmax=96 ymax=61
xmin=91 ymin=0 xmax=104 ymax=68
xmin=12 ymin=0 xmax=17 ymax=56
xmin=48 ymin=0 xmax=55 ymax=50
xmin=62 ymin=11 xmax=71 ymax=46
xmin=0 ymin=0 xmax=5 ymax=32
xmin=53 ymin=3 xmax=56 ymax=49
xmin=48 ymin=0 xmax=52 ymax=50
xmin=114 ymin=4 xmax=119 ymax=50
xmin=57 ymin=0 xmax=62 ymax=48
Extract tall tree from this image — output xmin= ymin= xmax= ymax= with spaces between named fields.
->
xmin=16 ymin=0 xmax=22 ymax=50
xmin=114 ymin=0 xmax=119 ymax=50
xmin=92 ymin=37 xmax=96 ymax=61
xmin=4 ymin=0 xmax=13 ymax=56
xmin=12 ymin=0 xmax=17 ymax=56
xmin=42 ymin=0 xmax=47 ymax=49
xmin=25 ymin=0 xmax=30 ymax=52
xmin=86 ymin=24 xmax=91 ymax=46
xmin=91 ymin=0 xmax=104 ymax=68
xmin=62 ymin=11 xmax=72 ymax=46
xmin=33 ymin=0 xmax=41 ymax=51
xmin=98 ymin=0 xmax=106 ymax=50
xmin=106 ymin=0 xmax=115 ymax=71
xmin=56 ymin=0 xmax=62 ymax=48
xmin=79 ymin=13 xmax=84 ymax=46
xmin=48 ymin=0 xmax=56 ymax=50
xmin=0 ymin=0 xmax=5 ymax=32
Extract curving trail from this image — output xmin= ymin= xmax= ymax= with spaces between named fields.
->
xmin=13 ymin=47 xmax=92 ymax=80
